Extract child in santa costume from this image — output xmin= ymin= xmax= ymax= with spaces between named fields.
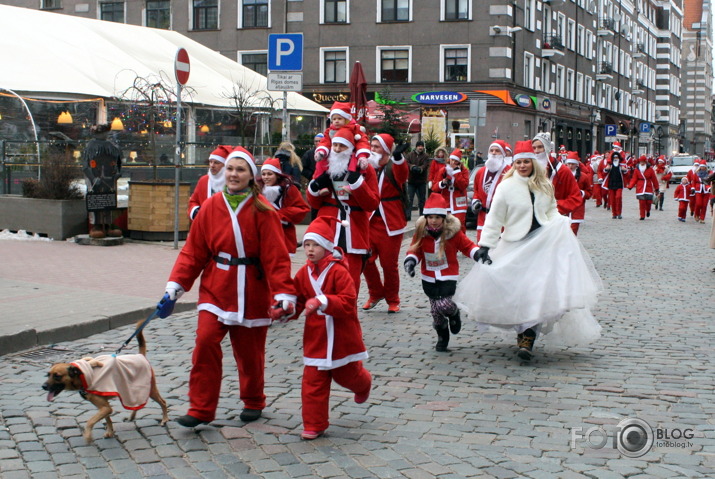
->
xmin=674 ymin=177 xmax=691 ymax=222
xmin=564 ymin=151 xmax=591 ymax=235
xmin=428 ymin=146 xmax=449 ymax=192
xmin=627 ymin=155 xmax=660 ymax=220
xmin=288 ymin=216 xmax=372 ymax=440
xmin=654 ymin=156 xmax=672 ymax=211
xmin=307 ymin=128 xmax=380 ymax=293
xmin=471 ymin=140 xmax=511 ymax=244
xmin=313 ymin=102 xmax=370 ymax=178
xmin=431 ymin=148 xmax=470 ymax=232
xmin=403 ymin=195 xmax=479 ymax=352
xmin=260 ymin=157 xmax=310 ymax=255
xmin=455 ymin=141 xmax=602 ymax=361
xmin=160 ymin=146 xmax=297 ymax=428
xmin=187 ymin=145 xmax=233 ymax=220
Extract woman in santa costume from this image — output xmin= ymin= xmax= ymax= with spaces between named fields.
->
xmin=288 ymin=216 xmax=372 ymax=440
xmin=602 ymin=143 xmax=630 ymax=219
xmin=260 ymin=157 xmax=310 ymax=255
xmin=455 ymin=141 xmax=602 ymax=361
xmin=471 ymin=140 xmax=511 ymax=244
xmin=653 ymin=156 xmax=672 ymax=211
xmin=691 ymin=160 xmax=710 ymax=223
xmin=564 ymin=151 xmax=591 ymax=235
xmin=403 ymin=194 xmax=479 ymax=352
xmin=159 ymin=146 xmax=297 ymax=428
xmin=307 ymin=128 xmax=380 ymax=293
xmin=432 ymin=148 xmax=470 ymax=232
xmin=187 ymin=145 xmax=233 ymax=220
xmin=627 ymin=155 xmax=660 ymax=220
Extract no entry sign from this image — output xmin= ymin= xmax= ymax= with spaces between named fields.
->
xmin=174 ymin=48 xmax=190 ymax=86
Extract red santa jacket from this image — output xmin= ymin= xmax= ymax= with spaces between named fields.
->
xmin=307 ymin=166 xmax=380 ymax=254
xmin=627 ymin=165 xmax=659 ymax=195
xmin=570 ymin=165 xmax=593 ymax=222
xmin=187 ymin=174 xmax=219 ymax=220
xmin=265 ymin=184 xmax=310 ymax=254
xmin=428 ymin=159 xmax=446 ymax=187
xmin=315 ymin=122 xmax=370 ymax=164
xmin=431 ymin=164 xmax=470 ymax=214
xmin=549 ymin=162 xmax=583 ymax=215
xmin=169 ymin=193 xmax=297 ymax=328
xmin=473 ymin=164 xmax=510 ymax=212
xmin=689 ymin=171 xmax=708 ymax=194
xmin=674 ymin=184 xmax=690 ymax=201
xmin=372 ymin=156 xmax=409 ymax=236
xmin=406 ymin=215 xmax=478 ymax=283
xmin=292 ymin=253 xmax=368 ymax=370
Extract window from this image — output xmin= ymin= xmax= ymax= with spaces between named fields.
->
xmin=100 ymin=2 xmax=124 ymax=22
xmin=442 ymin=46 xmax=469 ymax=82
xmin=381 ymin=0 xmax=409 ymax=22
xmin=556 ymin=65 xmax=565 ymax=97
xmin=541 ymin=60 xmax=551 ymax=93
xmin=242 ymin=0 xmax=269 ymax=27
xmin=378 ymin=48 xmax=410 ymax=82
xmin=322 ymin=49 xmax=348 ymax=83
xmin=585 ymin=31 xmax=593 ymax=59
xmin=566 ymin=69 xmax=574 ymax=99
xmin=193 ymin=0 xmax=218 ymax=30
xmin=324 ymin=0 xmax=348 ymax=23
xmin=525 ymin=0 xmax=536 ymax=31
xmin=146 ymin=0 xmax=170 ymax=29
xmin=567 ymin=19 xmax=576 ymax=50
xmin=585 ymin=76 xmax=593 ymax=104
xmin=576 ymin=72 xmax=583 ymax=102
xmin=443 ymin=0 xmax=470 ymax=21
xmin=241 ymin=52 xmax=268 ymax=76
xmin=41 ymin=0 xmax=61 ymax=9
xmin=523 ymin=52 xmax=534 ymax=89
xmin=577 ymin=25 xmax=584 ymax=55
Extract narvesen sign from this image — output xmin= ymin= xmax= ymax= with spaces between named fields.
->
xmin=412 ymin=91 xmax=467 ymax=104
xmin=514 ymin=94 xmax=533 ymax=108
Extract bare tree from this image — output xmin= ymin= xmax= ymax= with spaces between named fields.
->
xmin=221 ymin=78 xmax=280 ymax=147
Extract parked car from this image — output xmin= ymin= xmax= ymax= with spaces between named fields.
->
xmin=669 ymin=154 xmax=699 ymax=184
xmin=465 ymin=165 xmax=483 ymax=229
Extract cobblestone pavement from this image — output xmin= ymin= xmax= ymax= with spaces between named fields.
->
xmin=1 ymin=191 xmax=714 ymax=478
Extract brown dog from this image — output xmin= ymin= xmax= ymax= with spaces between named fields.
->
xmin=42 ymin=321 xmax=169 ymax=442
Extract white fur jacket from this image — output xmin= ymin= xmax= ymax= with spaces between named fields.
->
xmin=479 ymin=174 xmax=558 ymax=248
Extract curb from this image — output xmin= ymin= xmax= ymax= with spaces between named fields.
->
xmin=0 ymin=302 xmax=197 ymax=357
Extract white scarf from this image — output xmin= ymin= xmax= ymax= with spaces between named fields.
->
xmin=208 ymin=168 xmax=225 ymax=196
xmin=262 ymin=185 xmax=282 ymax=204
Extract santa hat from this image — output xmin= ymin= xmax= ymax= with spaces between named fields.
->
xmin=226 ymin=146 xmax=257 ymax=177
xmin=532 ymin=132 xmax=553 ymax=156
xmin=261 ymin=157 xmax=282 ymax=175
xmin=303 ymin=216 xmax=347 ymax=253
xmin=637 ymin=155 xmax=648 ymax=163
xmin=331 ymin=128 xmax=356 ymax=149
xmin=565 ymin=151 xmax=580 ymax=165
xmin=612 ymin=141 xmax=622 ymax=151
xmin=329 ymin=102 xmax=353 ymax=121
xmin=504 ymin=143 xmax=513 ymax=155
xmin=209 ymin=145 xmax=232 ymax=164
xmin=593 ymin=150 xmax=600 ymax=156
xmin=559 ymin=145 xmax=567 ymax=152
xmin=489 ymin=140 xmax=508 ymax=156
xmin=513 ymin=140 xmax=536 ymax=160
xmin=373 ymin=133 xmax=394 ymax=153
xmin=449 ymin=148 xmax=462 ymax=162
xmin=423 ymin=194 xmax=449 ymax=216
xmin=698 ymin=159 xmax=708 ymax=166
xmin=657 ymin=156 xmax=665 ymax=163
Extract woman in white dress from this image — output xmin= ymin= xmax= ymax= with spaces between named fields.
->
xmin=455 ymin=140 xmax=602 ymax=360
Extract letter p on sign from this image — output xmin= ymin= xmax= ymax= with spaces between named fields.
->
xmin=268 ymin=33 xmax=303 ymax=71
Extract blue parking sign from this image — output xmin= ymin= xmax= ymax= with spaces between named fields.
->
xmin=268 ymin=34 xmax=303 ymax=71
xmin=604 ymin=124 xmax=617 ymax=137
xmin=639 ymin=122 xmax=651 ymax=133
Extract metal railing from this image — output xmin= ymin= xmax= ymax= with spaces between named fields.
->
xmin=598 ymin=62 xmax=613 ymax=75
xmin=543 ymin=34 xmax=565 ymax=51
xmin=599 ymin=18 xmax=615 ymax=31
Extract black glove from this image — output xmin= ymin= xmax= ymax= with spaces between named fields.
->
xmin=393 ymin=142 xmax=409 ymax=162
xmin=411 ymin=165 xmax=421 ymax=174
xmin=690 ymin=188 xmax=696 ymax=195
xmin=473 ymin=247 xmax=492 ymax=265
xmin=403 ymin=257 xmax=417 ymax=277
xmin=347 ymin=170 xmax=361 ymax=184
xmin=471 ymin=198 xmax=482 ymax=213
xmin=309 ymin=171 xmax=331 ymax=192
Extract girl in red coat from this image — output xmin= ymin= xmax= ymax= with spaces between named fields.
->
xmin=160 ymin=146 xmax=297 ymax=428
xmin=674 ymin=177 xmax=691 ymax=222
xmin=564 ymin=151 xmax=591 ymax=235
xmin=260 ymin=157 xmax=310 ymax=255
xmin=290 ymin=216 xmax=372 ymax=440
xmin=432 ymin=148 xmax=470 ymax=232
xmin=403 ymin=195 xmax=479 ymax=352
xmin=627 ymin=155 xmax=660 ymax=220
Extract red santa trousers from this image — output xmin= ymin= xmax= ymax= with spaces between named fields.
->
xmin=571 ymin=223 xmax=580 ymax=235
xmin=694 ymin=193 xmax=708 ymax=221
xmin=363 ymin=221 xmax=403 ymax=305
xmin=345 ymin=252 xmax=365 ymax=295
xmin=608 ymin=189 xmax=623 ymax=217
xmin=187 ymin=310 xmax=268 ymax=422
xmin=452 ymin=211 xmax=467 ymax=233
xmin=592 ymin=183 xmax=603 ymax=206
xmin=638 ymin=199 xmax=653 ymax=219
xmin=602 ymin=186 xmax=610 ymax=208
xmin=301 ymin=362 xmax=372 ymax=432
xmin=678 ymin=201 xmax=689 ymax=219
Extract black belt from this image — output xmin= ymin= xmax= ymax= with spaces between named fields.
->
xmin=382 ymin=196 xmax=401 ymax=202
xmin=324 ymin=201 xmax=363 ymax=212
xmin=213 ymin=256 xmax=263 ymax=279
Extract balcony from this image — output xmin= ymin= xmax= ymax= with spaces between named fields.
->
xmin=542 ymin=34 xmax=565 ymax=58
xmin=596 ymin=62 xmax=613 ymax=81
xmin=633 ymin=43 xmax=646 ymax=59
xmin=598 ymin=18 xmax=615 ymax=36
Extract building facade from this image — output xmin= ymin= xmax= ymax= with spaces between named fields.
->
xmin=6 ymin=0 xmax=687 ymax=158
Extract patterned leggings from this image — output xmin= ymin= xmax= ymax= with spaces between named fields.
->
xmin=429 ymin=297 xmax=458 ymax=329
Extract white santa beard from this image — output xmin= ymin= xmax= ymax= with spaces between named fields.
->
xmin=639 ymin=164 xmax=646 ymax=173
xmin=208 ymin=168 xmax=225 ymax=193
xmin=262 ymin=185 xmax=281 ymax=203
xmin=327 ymin=149 xmax=353 ymax=176
xmin=367 ymin=151 xmax=382 ymax=168
xmin=485 ymin=154 xmax=504 ymax=172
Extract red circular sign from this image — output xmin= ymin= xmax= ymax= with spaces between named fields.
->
xmin=175 ymin=48 xmax=190 ymax=86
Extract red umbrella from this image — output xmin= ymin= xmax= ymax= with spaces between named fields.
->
xmin=349 ymin=61 xmax=368 ymax=125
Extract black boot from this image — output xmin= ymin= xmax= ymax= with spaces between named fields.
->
xmin=435 ymin=326 xmax=450 ymax=352
xmin=448 ymin=309 xmax=462 ymax=334
xmin=517 ymin=328 xmax=536 ymax=360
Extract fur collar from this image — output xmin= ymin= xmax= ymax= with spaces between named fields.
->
xmin=415 ymin=214 xmax=461 ymax=240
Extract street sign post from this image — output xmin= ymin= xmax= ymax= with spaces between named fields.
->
xmin=268 ymin=34 xmax=304 ymax=141
xmin=173 ymin=48 xmax=190 ymax=249
xmin=604 ymin=124 xmax=617 ymax=137
xmin=174 ymin=48 xmax=190 ymax=86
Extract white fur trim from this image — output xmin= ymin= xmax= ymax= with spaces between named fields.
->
xmin=227 ymin=150 xmax=257 ymax=177
xmin=332 ymin=136 xmax=354 ymax=148
xmin=449 ymin=154 xmax=461 ymax=161
xmin=209 ymin=154 xmax=227 ymax=164
xmin=565 ymin=158 xmax=580 ymax=165
xmin=423 ymin=206 xmax=448 ymax=215
xmin=330 ymin=109 xmax=352 ymax=121
xmin=513 ymin=152 xmax=535 ymax=160
xmin=373 ymin=135 xmax=391 ymax=154
xmin=261 ymin=163 xmax=282 ymax=174
xmin=489 ymin=142 xmax=505 ymax=156
xmin=304 ymin=232 xmax=334 ymax=252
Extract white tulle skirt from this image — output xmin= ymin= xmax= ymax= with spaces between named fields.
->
xmin=455 ymin=215 xmax=603 ymax=346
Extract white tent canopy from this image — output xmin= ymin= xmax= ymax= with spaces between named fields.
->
xmin=0 ymin=5 xmax=326 ymax=114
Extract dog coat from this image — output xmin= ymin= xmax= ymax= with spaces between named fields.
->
xmin=72 ymin=354 xmax=152 ymax=410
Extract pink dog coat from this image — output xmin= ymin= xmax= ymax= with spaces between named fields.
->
xmin=72 ymin=354 xmax=152 ymax=410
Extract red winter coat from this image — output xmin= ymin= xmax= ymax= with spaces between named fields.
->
xmin=307 ymin=166 xmax=380 ymax=254
xmin=473 ymin=164 xmax=510 ymax=211
xmin=549 ymin=162 xmax=583 ymax=215
xmin=265 ymin=184 xmax=310 ymax=254
xmin=187 ymin=174 xmax=221 ymax=220
xmin=432 ymin=164 xmax=470 ymax=214
xmin=674 ymin=184 xmax=690 ymax=201
xmin=570 ymin=165 xmax=593 ymax=222
xmin=628 ymin=165 xmax=659 ymax=195
xmin=373 ymin=157 xmax=409 ymax=236
xmin=428 ymin=159 xmax=446 ymax=187
xmin=169 ymin=193 xmax=296 ymax=328
xmin=293 ymin=254 xmax=368 ymax=370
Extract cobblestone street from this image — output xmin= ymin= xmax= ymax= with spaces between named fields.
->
xmin=1 ymin=192 xmax=714 ymax=478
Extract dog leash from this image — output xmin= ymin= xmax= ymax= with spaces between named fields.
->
xmin=114 ymin=307 xmax=159 ymax=356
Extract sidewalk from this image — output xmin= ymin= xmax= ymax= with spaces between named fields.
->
xmin=0 ymin=220 xmax=416 ymax=355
